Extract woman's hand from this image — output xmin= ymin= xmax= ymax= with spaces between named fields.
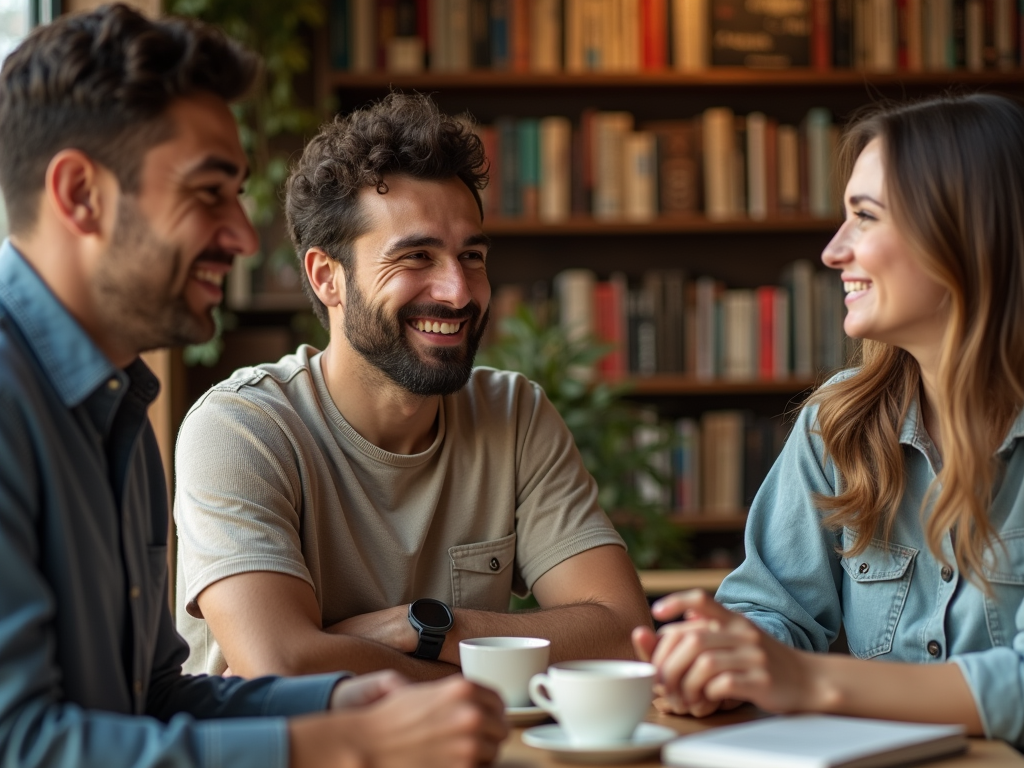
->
xmin=632 ymin=590 xmax=817 ymax=717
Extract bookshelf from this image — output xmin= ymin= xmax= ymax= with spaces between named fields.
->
xmin=200 ymin=0 xmax=1024 ymax=573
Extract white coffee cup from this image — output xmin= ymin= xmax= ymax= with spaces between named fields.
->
xmin=459 ymin=637 xmax=551 ymax=708
xmin=528 ymin=660 xmax=655 ymax=746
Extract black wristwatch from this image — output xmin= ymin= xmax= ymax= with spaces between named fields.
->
xmin=407 ymin=598 xmax=454 ymax=660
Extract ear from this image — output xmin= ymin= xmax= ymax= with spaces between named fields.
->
xmin=44 ymin=149 xmax=109 ymax=238
xmin=305 ymin=247 xmax=346 ymax=309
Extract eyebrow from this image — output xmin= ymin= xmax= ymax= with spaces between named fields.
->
xmin=847 ymin=193 xmax=885 ymax=208
xmin=383 ymin=232 xmax=492 ymax=256
xmin=186 ymin=156 xmax=251 ymax=182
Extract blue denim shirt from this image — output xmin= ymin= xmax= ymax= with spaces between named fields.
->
xmin=717 ymin=370 xmax=1024 ymax=746
xmin=0 ymin=241 xmax=344 ymax=768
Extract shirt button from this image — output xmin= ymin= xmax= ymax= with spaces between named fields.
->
xmin=107 ymin=378 xmax=121 ymax=391
xmin=489 ymin=557 xmax=500 ymax=571
xmin=130 ymin=586 xmax=141 ymax=599
xmin=940 ymin=566 xmax=953 ymax=582
xmin=927 ymin=640 xmax=942 ymax=657
xmin=858 ymin=562 xmax=869 ymax=574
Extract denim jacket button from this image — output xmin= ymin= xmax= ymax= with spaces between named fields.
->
xmin=927 ymin=640 xmax=942 ymax=657
xmin=940 ymin=566 xmax=953 ymax=582
xmin=858 ymin=562 xmax=869 ymax=574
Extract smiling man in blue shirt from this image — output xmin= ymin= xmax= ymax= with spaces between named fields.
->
xmin=0 ymin=5 xmax=505 ymax=768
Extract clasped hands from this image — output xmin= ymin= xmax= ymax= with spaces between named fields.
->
xmin=631 ymin=590 xmax=820 ymax=717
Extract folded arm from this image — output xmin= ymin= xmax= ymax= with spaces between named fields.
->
xmin=330 ymin=544 xmax=652 ymax=668
xmin=197 ymin=570 xmax=459 ymax=679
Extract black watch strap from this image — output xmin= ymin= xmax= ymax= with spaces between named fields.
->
xmin=412 ymin=630 xmax=447 ymax=660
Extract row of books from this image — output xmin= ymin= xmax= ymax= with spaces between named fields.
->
xmin=549 ymin=260 xmax=849 ymax=380
xmin=329 ymin=0 xmax=1024 ymax=74
xmin=477 ymin=107 xmax=839 ymax=223
xmin=635 ymin=409 xmax=790 ymax=515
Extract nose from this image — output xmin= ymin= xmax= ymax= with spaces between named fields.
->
xmin=821 ymin=218 xmax=854 ymax=270
xmin=430 ymin=256 xmax=475 ymax=308
xmin=218 ymin=198 xmax=260 ymax=258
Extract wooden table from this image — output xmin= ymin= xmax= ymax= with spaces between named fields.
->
xmin=496 ymin=706 xmax=1024 ymax=767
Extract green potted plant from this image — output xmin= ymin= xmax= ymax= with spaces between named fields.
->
xmin=477 ymin=304 xmax=690 ymax=571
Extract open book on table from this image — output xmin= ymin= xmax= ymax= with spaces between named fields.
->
xmin=662 ymin=714 xmax=968 ymax=768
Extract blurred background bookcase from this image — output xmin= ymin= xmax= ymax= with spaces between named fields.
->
xmin=174 ymin=0 xmax=1024 ymax=582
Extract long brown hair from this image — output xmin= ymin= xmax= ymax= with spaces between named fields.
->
xmin=811 ymin=94 xmax=1024 ymax=581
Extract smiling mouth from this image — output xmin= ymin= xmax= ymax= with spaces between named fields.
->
xmin=844 ymin=280 xmax=871 ymax=294
xmin=193 ymin=267 xmax=226 ymax=288
xmin=412 ymin=319 xmax=463 ymax=335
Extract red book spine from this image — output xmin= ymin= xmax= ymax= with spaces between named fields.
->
xmin=512 ymin=0 xmax=531 ymax=72
xmin=594 ymin=282 xmax=624 ymax=378
xmin=811 ymin=0 xmax=833 ymax=69
xmin=757 ymin=286 xmax=774 ymax=380
xmin=417 ymin=0 xmax=430 ymax=53
xmin=896 ymin=0 xmax=910 ymax=69
xmin=641 ymin=0 xmax=669 ymax=69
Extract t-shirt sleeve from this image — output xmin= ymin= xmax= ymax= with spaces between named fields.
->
xmin=510 ymin=381 xmax=625 ymax=591
xmin=174 ymin=388 xmax=314 ymax=616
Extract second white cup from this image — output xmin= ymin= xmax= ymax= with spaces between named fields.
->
xmin=528 ymin=660 xmax=655 ymax=746
xmin=459 ymin=636 xmax=551 ymax=708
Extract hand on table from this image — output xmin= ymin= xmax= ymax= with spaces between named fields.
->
xmin=351 ymin=676 xmax=508 ymax=767
xmin=329 ymin=669 xmax=410 ymax=709
xmin=328 ymin=605 xmax=418 ymax=654
xmin=632 ymin=590 xmax=814 ymax=718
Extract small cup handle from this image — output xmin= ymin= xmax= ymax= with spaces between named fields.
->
xmin=528 ymin=673 xmax=558 ymax=716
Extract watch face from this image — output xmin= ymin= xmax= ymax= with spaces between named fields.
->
xmin=411 ymin=599 xmax=452 ymax=629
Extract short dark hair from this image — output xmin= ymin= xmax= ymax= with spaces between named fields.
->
xmin=285 ymin=92 xmax=489 ymax=330
xmin=0 ymin=3 xmax=259 ymax=234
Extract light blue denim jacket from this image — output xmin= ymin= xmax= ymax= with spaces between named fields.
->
xmin=717 ymin=370 xmax=1024 ymax=746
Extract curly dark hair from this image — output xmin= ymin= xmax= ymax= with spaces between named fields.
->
xmin=0 ymin=3 xmax=258 ymax=234
xmin=285 ymin=92 xmax=489 ymax=330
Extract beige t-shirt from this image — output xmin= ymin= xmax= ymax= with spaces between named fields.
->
xmin=174 ymin=346 xmax=624 ymax=674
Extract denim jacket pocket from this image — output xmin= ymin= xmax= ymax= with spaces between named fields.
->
xmin=449 ymin=533 xmax=517 ymax=610
xmin=980 ymin=528 xmax=1024 ymax=647
xmin=840 ymin=534 xmax=917 ymax=659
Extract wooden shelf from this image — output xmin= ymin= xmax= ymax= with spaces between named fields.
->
xmin=332 ymin=68 xmax=1024 ymax=91
xmin=622 ymin=375 xmax=816 ymax=396
xmin=638 ymin=568 xmax=733 ymax=595
xmin=669 ymin=513 xmax=748 ymax=531
xmin=483 ymin=215 xmax=839 ymax=235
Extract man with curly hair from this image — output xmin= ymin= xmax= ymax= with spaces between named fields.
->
xmin=0 ymin=7 xmax=506 ymax=767
xmin=174 ymin=93 xmax=652 ymax=681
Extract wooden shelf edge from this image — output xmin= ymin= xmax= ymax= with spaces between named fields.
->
xmin=621 ymin=375 xmax=817 ymax=395
xmin=482 ymin=215 xmax=840 ymax=235
xmin=638 ymin=568 xmax=733 ymax=595
xmin=332 ymin=68 xmax=1024 ymax=90
xmin=668 ymin=513 xmax=748 ymax=531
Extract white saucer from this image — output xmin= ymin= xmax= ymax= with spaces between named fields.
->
xmin=506 ymin=704 xmax=551 ymax=725
xmin=521 ymin=722 xmax=677 ymax=764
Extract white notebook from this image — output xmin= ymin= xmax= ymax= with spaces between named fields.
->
xmin=661 ymin=714 xmax=968 ymax=768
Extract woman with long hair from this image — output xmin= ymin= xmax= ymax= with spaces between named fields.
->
xmin=633 ymin=93 xmax=1024 ymax=745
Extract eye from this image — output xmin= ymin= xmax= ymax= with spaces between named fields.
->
xmin=853 ymin=209 xmax=876 ymax=223
xmin=197 ymin=186 xmax=223 ymax=205
xmin=461 ymin=250 xmax=487 ymax=264
xmin=403 ymin=251 xmax=430 ymax=260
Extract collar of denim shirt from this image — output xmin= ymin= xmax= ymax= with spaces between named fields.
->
xmin=0 ymin=239 xmax=128 ymax=417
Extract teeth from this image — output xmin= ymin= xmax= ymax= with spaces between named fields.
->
xmin=414 ymin=320 xmax=462 ymax=335
xmin=194 ymin=269 xmax=225 ymax=287
xmin=844 ymin=280 xmax=870 ymax=293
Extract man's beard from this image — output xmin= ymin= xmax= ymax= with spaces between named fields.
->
xmin=343 ymin=279 xmax=489 ymax=397
xmin=94 ymin=196 xmax=226 ymax=351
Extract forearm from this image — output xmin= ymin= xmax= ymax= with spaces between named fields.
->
xmin=437 ymin=601 xmax=647 ymax=667
xmin=235 ymin=630 xmax=457 ymax=680
xmin=804 ymin=654 xmax=983 ymax=734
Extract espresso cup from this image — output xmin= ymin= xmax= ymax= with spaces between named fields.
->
xmin=528 ymin=660 xmax=655 ymax=746
xmin=459 ymin=637 xmax=551 ymax=708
